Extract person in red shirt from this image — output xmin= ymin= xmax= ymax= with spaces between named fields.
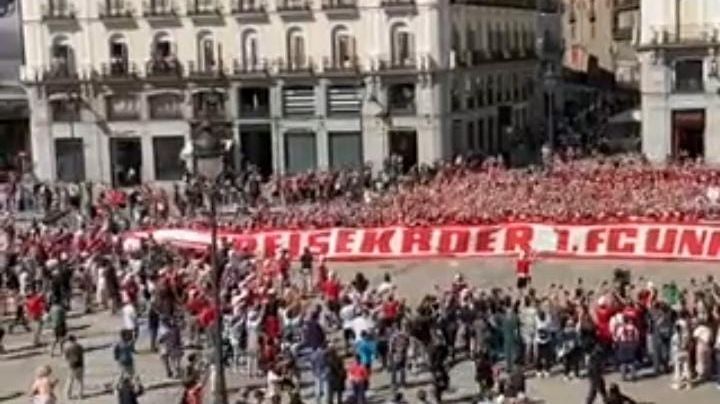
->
xmin=515 ymin=248 xmax=534 ymax=289
xmin=594 ymin=296 xmax=617 ymax=350
xmin=322 ymin=272 xmax=342 ymax=314
xmin=26 ymin=288 xmax=46 ymax=346
xmin=380 ymin=294 xmax=400 ymax=328
xmin=316 ymin=256 xmax=329 ymax=289
xmin=347 ymin=356 xmax=369 ymax=404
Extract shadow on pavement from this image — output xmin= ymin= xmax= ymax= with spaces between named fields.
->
xmin=0 ymin=392 xmax=22 ymax=402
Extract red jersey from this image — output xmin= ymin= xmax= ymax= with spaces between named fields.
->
xmin=322 ymin=279 xmax=341 ymax=302
xmin=516 ymin=258 xmax=531 ymax=278
xmin=197 ymin=305 xmax=217 ymax=329
xmin=381 ymin=300 xmax=400 ymax=320
xmin=26 ymin=294 xmax=46 ymax=321
xmin=594 ymin=305 xmax=616 ymax=344
xmin=348 ymin=362 xmax=369 ymax=383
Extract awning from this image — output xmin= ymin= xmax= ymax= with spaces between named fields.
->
xmin=608 ymin=108 xmax=641 ymax=124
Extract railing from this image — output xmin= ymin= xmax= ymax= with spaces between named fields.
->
xmin=322 ymin=56 xmax=359 ymax=72
xmin=674 ymin=76 xmax=704 ymax=93
xmin=98 ymin=60 xmax=138 ymax=78
xmin=146 ymin=57 xmax=182 ymax=77
xmin=99 ymin=0 xmax=134 ymax=18
xmin=613 ymin=26 xmax=633 ymax=41
xmin=380 ymin=0 xmax=415 ymax=7
xmin=384 ymin=54 xmax=416 ymax=70
xmin=449 ymin=0 xmax=535 ymax=8
xmin=277 ymin=0 xmax=312 ymax=12
xmin=42 ymin=1 xmax=76 ymax=20
xmin=614 ymin=0 xmax=639 ymax=11
xmin=186 ymin=0 xmax=221 ymax=15
xmin=187 ymin=61 xmax=225 ymax=77
xmin=232 ymin=58 xmax=269 ymax=74
xmin=143 ymin=0 xmax=177 ymax=16
xmin=231 ymin=0 xmax=265 ymax=13
xmin=44 ymin=62 xmax=80 ymax=81
xmin=645 ymin=24 xmax=720 ymax=46
xmin=321 ymin=0 xmax=356 ymax=9
xmin=277 ymin=57 xmax=315 ymax=73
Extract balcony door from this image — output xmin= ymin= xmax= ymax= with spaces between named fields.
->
xmin=672 ymin=109 xmax=705 ymax=160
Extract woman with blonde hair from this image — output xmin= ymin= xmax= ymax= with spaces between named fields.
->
xmin=30 ymin=365 xmax=58 ymax=404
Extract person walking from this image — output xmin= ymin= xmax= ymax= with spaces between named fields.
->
xmin=326 ymin=345 xmax=346 ymax=404
xmin=48 ymin=299 xmax=67 ymax=357
xmin=63 ymin=335 xmax=85 ymax=400
xmin=114 ymin=329 xmax=136 ymax=380
xmin=347 ymin=356 xmax=369 ymax=404
xmin=26 ymin=287 xmax=47 ymax=346
xmin=310 ymin=345 xmax=329 ymax=404
xmin=585 ymin=346 xmax=607 ymax=404
xmin=388 ymin=324 xmax=410 ymax=390
xmin=116 ymin=374 xmax=143 ymax=404
xmin=614 ymin=315 xmax=640 ymax=382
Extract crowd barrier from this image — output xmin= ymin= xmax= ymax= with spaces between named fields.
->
xmin=126 ymin=222 xmax=720 ymax=262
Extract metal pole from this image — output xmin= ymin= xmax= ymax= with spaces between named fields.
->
xmin=210 ymin=189 xmax=228 ymax=404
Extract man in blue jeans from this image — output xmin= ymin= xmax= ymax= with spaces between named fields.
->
xmin=389 ymin=325 xmax=410 ymax=389
xmin=310 ymin=345 xmax=329 ymax=404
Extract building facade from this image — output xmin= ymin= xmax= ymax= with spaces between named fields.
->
xmin=639 ymin=0 xmax=720 ymax=162
xmin=21 ymin=0 xmax=539 ymax=185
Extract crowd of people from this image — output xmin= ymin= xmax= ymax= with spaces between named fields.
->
xmin=4 ymin=152 xmax=720 ymax=233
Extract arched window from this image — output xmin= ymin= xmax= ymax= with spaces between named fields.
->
xmin=50 ymin=36 xmax=74 ymax=77
xmin=467 ymin=28 xmax=476 ymax=52
xmin=152 ymin=32 xmax=174 ymax=59
xmin=331 ymin=26 xmax=354 ymax=68
xmin=287 ymin=28 xmax=306 ymax=69
xmin=242 ymin=29 xmax=259 ymax=68
xmin=390 ymin=23 xmax=414 ymax=67
xmin=197 ymin=31 xmax=216 ymax=72
xmin=109 ymin=34 xmax=128 ymax=75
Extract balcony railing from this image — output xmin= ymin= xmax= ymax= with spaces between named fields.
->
xmin=99 ymin=1 xmax=135 ymax=19
xmin=44 ymin=62 xmax=81 ymax=83
xmin=186 ymin=0 xmax=222 ymax=15
xmin=380 ymin=54 xmax=416 ymax=70
xmin=143 ymin=1 xmax=177 ymax=17
xmin=640 ymin=24 xmax=720 ymax=50
xmin=187 ymin=61 xmax=225 ymax=78
xmin=231 ymin=0 xmax=266 ymax=16
xmin=450 ymin=0 xmax=535 ymax=8
xmin=98 ymin=60 xmax=138 ymax=79
xmin=232 ymin=58 xmax=269 ymax=76
xmin=322 ymin=0 xmax=356 ymax=10
xmin=277 ymin=57 xmax=315 ymax=74
xmin=146 ymin=57 xmax=183 ymax=77
xmin=322 ymin=56 xmax=359 ymax=73
xmin=614 ymin=0 xmax=639 ymax=11
xmin=674 ymin=77 xmax=704 ymax=93
xmin=613 ymin=26 xmax=633 ymax=41
xmin=42 ymin=2 xmax=76 ymax=21
xmin=380 ymin=0 xmax=415 ymax=12
xmin=277 ymin=0 xmax=312 ymax=16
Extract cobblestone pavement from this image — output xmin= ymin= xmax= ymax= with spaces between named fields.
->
xmin=1 ymin=258 xmax=719 ymax=403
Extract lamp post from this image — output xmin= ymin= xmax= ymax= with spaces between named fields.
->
xmin=191 ymin=124 xmax=228 ymax=404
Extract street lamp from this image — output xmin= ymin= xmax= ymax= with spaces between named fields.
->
xmin=191 ymin=124 xmax=228 ymax=404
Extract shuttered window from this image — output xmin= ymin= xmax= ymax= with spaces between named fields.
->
xmin=283 ymin=86 xmax=315 ymax=116
xmin=285 ymin=131 xmax=317 ymax=173
xmin=329 ymin=132 xmax=362 ymax=169
xmin=327 ymin=85 xmax=361 ymax=115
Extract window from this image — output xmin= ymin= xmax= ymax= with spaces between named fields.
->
xmin=467 ymin=28 xmax=475 ymax=52
xmin=153 ymin=33 xmax=173 ymax=58
xmin=466 ymin=121 xmax=475 ymax=151
xmin=674 ymin=60 xmax=704 ymax=92
xmin=242 ymin=30 xmax=259 ymax=69
xmin=387 ymin=83 xmax=415 ymax=114
xmin=327 ymin=85 xmax=361 ymax=115
xmin=106 ymin=95 xmax=140 ymax=121
xmin=238 ymin=87 xmax=270 ymax=117
xmin=329 ymin=132 xmax=362 ymax=169
xmin=451 ymin=120 xmax=463 ymax=155
xmin=332 ymin=26 xmax=355 ymax=68
xmin=110 ymin=138 xmax=142 ymax=187
xmin=153 ymin=136 xmax=185 ymax=181
xmin=287 ymin=28 xmax=306 ymax=69
xmin=50 ymin=99 xmax=79 ymax=122
xmin=192 ymin=91 xmax=225 ymax=119
xmin=149 ymin=93 xmax=183 ymax=119
xmin=285 ymin=131 xmax=317 ymax=173
xmin=197 ymin=32 xmax=215 ymax=72
xmin=109 ymin=35 xmax=128 ymax=75
xmin=478 ymin=119 xmax=485 ymax=152
xmin=55 ymin=138 xmax=85 ymax=182
xmin=283 ymin=86 xmax=315 ymax=116
xmin=450 ymin=81 xmax=461 ymax=112
xmin=50 ymin=36 xmax=74 ymax=77
xmin=390 ymin=23 xmax=414 ymax=66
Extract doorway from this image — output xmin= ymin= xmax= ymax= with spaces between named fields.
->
xmin=239 ymin=125 xmax=273 ymax=177
xmin=388 ymin=130 xmax=417 ymax=172
xmin=110 ymin=137 xmax=142 ymax=187
xmin=672 ymin=109 xmax=705 ymax=160
xmin=55 ymin=138 xmax=85 ymax=182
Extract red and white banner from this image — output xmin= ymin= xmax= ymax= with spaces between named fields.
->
xmin=127 ymin=223 xmax=720 ymax=262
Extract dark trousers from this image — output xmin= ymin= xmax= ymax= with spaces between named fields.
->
xmin=586 ymin=377 xmax=607 ymax=404
xmin=563 ymin=349 xmax=581 ymax=377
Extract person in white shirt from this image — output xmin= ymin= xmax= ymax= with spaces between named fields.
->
xmin=120 ymin=300 xmax=138 ymax=350
xmin=376 ymin=273 xmax=395 ymax=296
xmin=340 ymin=299 xmax=358 ymax=354
xmin=692 ymin=320 xmax=713 ymax=381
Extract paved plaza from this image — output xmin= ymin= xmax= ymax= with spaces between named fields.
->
xmin=1 ymin=257 xmax=719 ymax=403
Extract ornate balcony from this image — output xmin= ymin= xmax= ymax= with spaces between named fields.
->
xmin=321 ymin=0 xmax=357 ymax=18
xmin=322 ymin=56 xmax=360 ymax=76
xmin=145 ymin=57 xmax=183 ymax=80
xmin=276 ymin=57 xmax=315 ymax=76
xmin=613 ymin=26 xmax=634 ymax=41
xmin=187 ymin=61 xmax=227 ymax=84
xmin=99 ymin=1 xmax=135 ymax=21
xmin=97 ymin=61 xmax=139 ymax=82
xmin=187 ymin=0 xmax=223 ymax=22
xmin=41 ymin=62 xmax=83 ymax=88
xmin=614 ymin=0 xmax=639 ymax=12
xmin=231 ymin=0 xmax=267 ymax=21
xmin=231 ymin=58 xmax=270 ymax=79
xmin=638 ymin=24 xmax=720 ymax=51
xmin=42 ymin=1 xmax=77 ymax=28
xmin=380 ymin=0 xmax=415 ymax=14
xmin=277 ymin=0 xmax=312 ymax=19
xmin=143 ymin=1 xmax=178 ymax=21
